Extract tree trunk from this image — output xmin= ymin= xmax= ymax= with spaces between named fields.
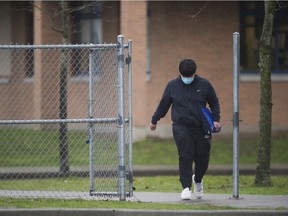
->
xmin=59 ymin=0 xmax=70 ymax=176
xmin=255 ymin=0 xmax=276 ymax=186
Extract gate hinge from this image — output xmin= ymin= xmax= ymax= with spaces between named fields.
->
xmin=125 ymin=56 xmax=131 ymax=64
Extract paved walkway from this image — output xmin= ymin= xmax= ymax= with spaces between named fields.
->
xmin=1 ymin=190 xmax=287 ymax=209
xmin=132 ymin=192 xmax=288 ymax=209
xmin=1 ymin=191 xmax=288 ymax=216
xmin=1 ymin=165 xmax=287 ymax=215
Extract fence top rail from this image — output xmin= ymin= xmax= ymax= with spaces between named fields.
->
xmin=0 ymin=43 xmax=129 ymax=49
xmin=0 ymin=118 xmax=130 ymax=125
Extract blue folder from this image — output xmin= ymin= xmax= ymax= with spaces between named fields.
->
xmin=201 ymin=107 xmax=215 ymax=134
xmin=201 ymin=107 xmax=222 ymax=134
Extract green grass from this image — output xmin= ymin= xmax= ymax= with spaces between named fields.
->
xmin=1 ymin=128 xmax=287 ymax=167
xmin=0 ymin=175 xmax=286 ymax=195
xmin=0 ymin=177 xmax=89 ymax=191
xmin=0 ymin=128 xmax=89 ymax=167
xmin=0 ymin=175 xmax=287 ymax=210
xmin=133 ymin=175 xmax=288 ymax=195
xmin=0 ymin=198 xmax=238 ymax=210
xmin=0 ymin=128 xmax=119 ymax=167
xmin=0 ymin=128 xmax=287 ymax=210
xmin=133 ymin=133 xmax=288 ymax=165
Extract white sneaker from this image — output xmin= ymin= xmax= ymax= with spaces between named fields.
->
xmin=193 ymin=174 xmax=203 ymax=199
xmin=181 ymin=187 xmax=191 ymax=200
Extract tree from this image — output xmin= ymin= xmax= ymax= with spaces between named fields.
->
xmin=36 ymin=0 xmax=99 ymax=176
xmin=255 ymin=0 xmax=276 ymax=186
xmin=56 ymin=1 xmax=103 ymax=175
xmin=58 ymin=0 xmax=70 ymax=176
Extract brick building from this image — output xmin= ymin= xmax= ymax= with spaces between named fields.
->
xmin=0 ymin=1 xmax=287 ymax=141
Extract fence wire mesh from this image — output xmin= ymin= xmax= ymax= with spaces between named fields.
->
xmin=0 ymin=39 xmax=132 ymax=200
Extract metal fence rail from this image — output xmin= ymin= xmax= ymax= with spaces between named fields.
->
xmin=0 ymin=35 xmax=132 ymax=201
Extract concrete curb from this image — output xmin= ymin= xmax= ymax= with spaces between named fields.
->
xmin=0 ymin=209 xmax=288 ymax=216
xmin=1 ymin=165 xmax=287 ymax=180
xmin=133 ymin=165 xmax=288 ymax=176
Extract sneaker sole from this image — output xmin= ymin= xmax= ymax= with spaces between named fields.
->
xmin=181 ymin=196 xmax=191 ymax=200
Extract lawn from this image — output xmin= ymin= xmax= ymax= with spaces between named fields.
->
xmin=0 ymin=175 xmax=286 ymax=195
xmin=0 ymin=175 xmax=287 ymax=210
xmin=0 ymin=128 xmax=287 ymax=210
xmin=0 ymin=128 xmax=89 ymax=167
xmin=133 ymin=175 xmax=288 ymax=195
xmin=133 ymin=132 xmax=288 ymax=165
xmin=1 ymin=128 xmax=287 ymax=167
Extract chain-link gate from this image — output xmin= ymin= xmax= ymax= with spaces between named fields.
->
xmin=0 ymin=35 xmax=133 ymax=201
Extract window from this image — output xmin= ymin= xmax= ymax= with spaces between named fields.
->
xmin=0 ymin=2 xmax=12 ymax=81
xmin=0 ymin=2 xmax=34 ymax=81
xmin=71 ymin=2 xmax=103 ymax=77
xmin=72 ymin=1 xmax=103 ymax=44
xmin=25 ymin=6 xmax=34 ymax=78
xmin=240 ymin=1 xmax=288 ymax=74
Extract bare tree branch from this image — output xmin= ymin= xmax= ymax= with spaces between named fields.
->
xmin=189 ymin=1 xmax=209 ymax=19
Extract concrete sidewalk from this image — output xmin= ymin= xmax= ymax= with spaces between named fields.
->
xmin=0 ymin=190 xmax=288 ymax=210
xmin=1 ymin=190 xmax=287 ymax=209
xmin=1 ymin=209 xmax=288 ymax=216
xmin=0 ymin=192 xmax=287 ymax=216
xmin=132 ymin=192 xmax=288 ymax=209
xmin=0 ymin=193 xmax=288 ymax=216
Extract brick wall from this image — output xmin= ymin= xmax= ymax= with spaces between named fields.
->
xmin=1 ymin=1 xmax=287 ymax=140
xmin=146 ymin=1 xmax=240 ymax=138
xmin=120 ymin=0 xmax=148 ymax=139
xmin=122 ymin=1 xmax=288 ymax=139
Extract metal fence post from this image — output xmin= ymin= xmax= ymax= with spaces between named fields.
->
xmin=127 ymin=39 xmax=133 ymax=197
xmin=117 ymin=35 xmax=126 ymax=201
xmin=88 ymin=48 xmax=95 ymax=195
xmin=233 ymin=32 xmax=240 ymax=198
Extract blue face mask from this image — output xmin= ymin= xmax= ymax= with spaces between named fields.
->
xmin=181 ymin=76 xmax=194 ymax=85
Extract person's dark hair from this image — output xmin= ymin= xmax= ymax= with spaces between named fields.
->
xmin=179 ymin=59 xmax=197 ymax=77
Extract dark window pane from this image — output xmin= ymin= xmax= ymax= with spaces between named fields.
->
xmin=240 ymin=1 xmax=288 ymax=74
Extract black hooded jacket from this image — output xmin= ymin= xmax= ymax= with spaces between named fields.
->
xmin=151 ymin=74 xmax=220 ymax=128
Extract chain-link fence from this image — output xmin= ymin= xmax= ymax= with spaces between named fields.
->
xmin=0 ymin=35 xmax=133 ymax=201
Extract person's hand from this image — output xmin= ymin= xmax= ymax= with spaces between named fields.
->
xmin=214 ymin=121 xmax=222 ymax=132
xmin=150 ymin=122 xmax=157 ymax=131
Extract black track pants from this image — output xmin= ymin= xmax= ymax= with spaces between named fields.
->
xmin=172 ymin=124 xmax=211 ymax=189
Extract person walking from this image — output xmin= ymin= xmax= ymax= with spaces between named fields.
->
xmin=149 ymin=59 xmax=221 ymax=200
